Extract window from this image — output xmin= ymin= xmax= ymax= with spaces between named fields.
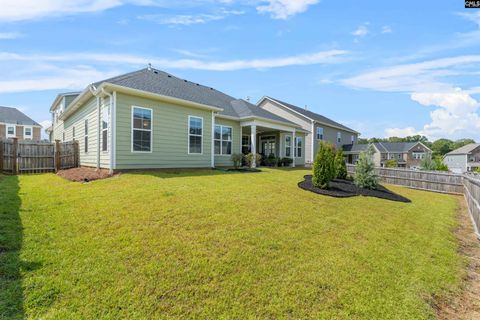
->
xmin=132 ymin=107 xmax=152 ymax=152
xmin=24 ymin=127 xmax=32 ymax=139
xmin=337 ymin=132 xmax=341 ymax=143
xmin=412 ymin=152 xmax=425 ymax=160
xmin=6 ymin=124 xmax=15 ymax=138
xmin=84 ymin=119 xmax=89 ymax=153
xmin=102 ymin=106 xmax=108 ymax=152
xmin=188 ymin=116 xmax=203 ymax=154
xmin=242 ymin=135 xmax=250 ymax=154
xmin=285 ymin=135 xmax=292 ymax=157
xmin=214 ymin=125 xmax=232 ymax=155
xmin=316 ymin=127 xmax=324 ymax=140
xmin=351 ymin=135 xmax=355 ymax=144
xmin=295 ymin=137 xmax=303 ymax=158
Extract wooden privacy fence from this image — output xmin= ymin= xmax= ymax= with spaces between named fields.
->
xmin=346 ymin=164 xmax=480 ymax=238
xmin=1 ymin=138 xmax=79 ymax=174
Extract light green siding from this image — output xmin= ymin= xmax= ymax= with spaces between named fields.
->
xmin=214 ymin=117 xmax=241 ymax=167
xmin=115 ymin=93 xmax=214 ymax=169
xmin=313 ymin=124 xmax=357 ymax=156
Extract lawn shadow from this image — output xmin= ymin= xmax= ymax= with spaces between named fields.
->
xmin=0 ymin=175 xmax=25 ymax=319
xmin=125 ymin=167 xmax=262 ymax=179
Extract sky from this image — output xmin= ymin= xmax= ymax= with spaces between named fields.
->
xmin=0 ymin=0 xmax=479 ymax=141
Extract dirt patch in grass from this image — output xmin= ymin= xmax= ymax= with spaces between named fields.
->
xmin=299 ymin=175 xmax=411 ymax=203
xmin=437 ymin=197 xmax=480 ymax=320
xmin=57 ymin=167 xmax=115 ymax=182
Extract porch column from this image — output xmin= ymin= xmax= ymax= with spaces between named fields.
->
xmin=239 ymin=126 xmax=243 ymax=153
xmin=292 ymin=129 xmax=296 ymax=168
xmin=251 ymin=125 xmax=256 ymax=168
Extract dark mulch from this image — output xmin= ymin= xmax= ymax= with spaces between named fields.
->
xmin=299 ymin=175 xmax=411 ymax=203
xmin=57 ymin=167 xmax=116 ymax=182
xmin=215 ymin=168 xmax=262 ymax=173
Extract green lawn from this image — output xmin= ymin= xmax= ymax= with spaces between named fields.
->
xmin=0 ymin=169 xmax=464 ymax=319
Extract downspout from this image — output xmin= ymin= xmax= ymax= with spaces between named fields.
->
xmin=89 ymin=85 xmax=101 ymax=170
xmin=101 ymin=88 xmax=115 ymax=174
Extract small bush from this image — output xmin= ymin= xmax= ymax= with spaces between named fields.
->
xmin=231 ymin=153 xmax=243 ymax=169
xmin=384 ymin=159 xmax=398 ymax=168
xmin=474 ymin=167 xmax=480 ymax=173
xmin=312 ymin=141 xmax=336 ymax=189
xmin=245 ymin=153 xmax=262 ymax=168
xmin=281 ymin=157 xmax=293 ymax=167
xmin=420 ymin=157 xmax=436 ymax=171
xmin=434 ymin=156 xmax=449 ymax=171
xmin=265 ymin=153 xmax=278 ymax=167
xmin=354 ymin=145 xmax=378 ymax=189
xmin=334 ymin=148 xmax=347 ymax=179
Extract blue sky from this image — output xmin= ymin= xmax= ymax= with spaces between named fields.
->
xmin=0 ymin=0 xmax=479 ymax=141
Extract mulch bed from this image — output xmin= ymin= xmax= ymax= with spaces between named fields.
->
xmin=216 ymin=168 xmax=262 ymax=173
xmin=57 ymin=167 xmax=115 ymax=182
xmin=299 ymin=175 xmax=411 ymax=203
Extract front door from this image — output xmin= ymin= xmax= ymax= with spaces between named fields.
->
xmin=260 ymin=136 xmax=276 ymax=156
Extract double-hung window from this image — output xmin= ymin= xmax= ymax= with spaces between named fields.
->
xmin=285 ymin=135 xmax=292 ymax=157
xmin=6 ymin=124 xmax=15 ymax=138
xmin=337 ymin=132 xmax=342 ymax=143
xmin=101 ymin=106 xmax=109 ymax=152
xmin=295 ymin=137 xmax=303 ymax=158
xmin=132 ymin=107 xmax=152 ymax=152
xmin=241 ymin=135 xmax=250 ymax=154
xmin=351 ymin=135 xmax=355 ymax=144
xmin=84 ymin=119 xmax=89 ymax=153
xmin=316 ymin=127 xmax=324 ymax=140
xmin=412 ymin=152 xmax=425 ymax=160
xmin=214 ymin=125 xmax=232 ymax=155
xmin=188 ymin=116 xmax=203 ymax=154
xmin=24 ymin=127 xmax=32 ymax=140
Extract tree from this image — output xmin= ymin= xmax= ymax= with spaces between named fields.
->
xmin=384 ymin=159 xmax=398 ymax=168
xmin=431 ymin=139 xmax=454 ymax=156
xmin=334 ymin=148 xmax=347 ymax=179
xmin=420 ymin=157 xmax=437 ymax=171
xmin=434 ymin=156 xmax=449 ymax=172
xmin=354 ymin=145 xmax=378 ymax=189
xmin=312 ymin=141 xmax=336 ymax=189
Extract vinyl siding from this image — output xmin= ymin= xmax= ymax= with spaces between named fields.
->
xmin=444 ymin=154 xmax=467 ymax=173
xmin=214 ymin=117 xmax=241 ymax=167
xmin=63 ymin=96 xmax=100 ymax=167
xmin=115 ymin=93 xmax=213 ymax=169
xmin=313 ymin=124 xmax=358 ymax=157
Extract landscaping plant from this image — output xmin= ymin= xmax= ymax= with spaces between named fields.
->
xmin=354 ymin=145 xmax=378 ymax=189
xmin=244 ymin=153 xmax=262 ymax=167
xmin=231 ymin=153 xmax=243 ymax=169
xmin=281 ymin=157 xmax=293 ymax=167
xmin=334 ymin=148 xmax=348 ymax=179
xmin=384 ymin=159 xmax=398 ymax=168
xmin=312 ymin=141 xmax=336 ymax=189
xmin=420 ymin=157 xmax=437 ymax=171
xmin=434 ymin=156 xmax=449 ymax=171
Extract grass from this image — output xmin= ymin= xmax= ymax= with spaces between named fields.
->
xmin=0 ymin=168 xmax=465 ymax=319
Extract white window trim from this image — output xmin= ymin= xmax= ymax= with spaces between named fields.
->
xmin=295 ymin=136 xmax=303 ymax=158
xmin=316 ymin=127 xmax=324 ymax=140
xmin=6 ymin=124 xmax=16 ymax=138
xmin=351 ymin=135 xmax=355 ymax=143
xmin=84 ymin=118 xmax=89 ymax=154
xmin=23 ymin=126 xmax=33 ymax=140
xmin=101 ymin=105 xmax=109 ymax=153
xmin=188 ymin=115 xmax=203 ymax=155
xmin=337 ymin=132 xmax=342 ymax=143
xmin=285 ymin=134 xmax=292 ymax=158
xmin=131 ymin=106 xmax=153 ymax=153
xmin=214 ymin=124 xmax=233 ymax=156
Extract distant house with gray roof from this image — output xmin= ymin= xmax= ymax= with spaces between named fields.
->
xmin=343 ymin=142 xmax=432 ymax=169
xmin=0 ymin=106 xmax=42 ymax=141
xmin=443 ymin=143 xmax=480 ymax=173
xmin=51 ymin=67 xmax=342 ymax=171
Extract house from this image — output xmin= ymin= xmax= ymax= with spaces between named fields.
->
xmin=257 ymin=97 xmax=359 ymax=165
xmin=0 ymin=106 xmax=42 ymax=141
xmin=443 ymin=143 xmax=480 ymax=173
xmin=343 ymin=142 xmax=432 ymax=169
xmin=50 ymin=67 xmax=319 ymax=172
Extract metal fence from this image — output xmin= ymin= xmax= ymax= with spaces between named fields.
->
xmin=346 ymin=164 xmax=480 ymax=238
xmin=1 ymin=138 xmax=79 ymax=174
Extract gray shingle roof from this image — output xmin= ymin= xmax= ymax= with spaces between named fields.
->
xmin=265 ymin=97 xmax=358 ymax=133
xmin=342 ymin=144 xmax=370 ymax=153
xmin=447 ymin=143 xmax=480 ymax=155
xmin=0 ymin=106 xmax=40 ymax=126
xmin=93 ymin=68 xmax=297 ymax=125
xmin=343 ymin=142 xmax=425 ymax=153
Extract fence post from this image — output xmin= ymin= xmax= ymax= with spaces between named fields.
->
xmin=55 ymin=140 xmax=61 ymax=172
xmin=0 ymin=140 xmax=3 ymax=172
xmin=12 ymin=138 xmax=18 ymax=174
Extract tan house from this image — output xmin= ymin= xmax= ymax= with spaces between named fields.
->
xmin=0 ymin=106 xmax=42 ymax=141
xmin=343 ymin=142 xmax=432 ymax=169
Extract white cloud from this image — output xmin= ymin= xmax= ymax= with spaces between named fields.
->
xmin=39 ymin=120 xmax=52 ymax=129
xmin=139 ymin=9 xmax=244 ymax=26
xmin=385 ymin=127 xmax=419 ymax=138
xmin=381 ymin=25 xmax=392 ymax=34
xmin=0 ymin=32 xmax=23 ymax=39
xmin=256 ymin=0 xmax=319 ymax=20
xmin=352 ymin=24 xmax=369 ymax=37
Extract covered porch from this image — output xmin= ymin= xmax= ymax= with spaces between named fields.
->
xmin=239 ymin=119 xmax=307 ymax=168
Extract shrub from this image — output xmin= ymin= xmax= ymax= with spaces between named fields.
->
xmin=265 ymin=153 xmax=278 ymax=167
xmin=245 ymin=153 xmax=262 ymax=168
xmin=282 ymin=157 xmax=293 ymax=167
xmin=334 ymin=148 xmax=348 ymax=179
xmin=312 ymin=141 xmax=336 ymax=189
xmin=384 ymin=159 xmax=398 ymax=168
xmin=420 ymin=157 xmax=437 ymax=171
xmin=474 ymin=167 xmax=480 ymax=173
xmin=231 ymin=153 xmax=243 ymax=169
xmin=354 ymin=145 xmax=378 ymax=189
xmin=433 ymin=156 xmax=449 ymax=171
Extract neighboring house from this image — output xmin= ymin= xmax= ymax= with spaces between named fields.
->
xmin=0 ymin=106 xmax=42 ymax=141
xmin=443 ymin=143 xmax=480 ymax=173
xmin=343 ymin=142 xmax=432 ymax=169
xmin=257 ymin=96 xmax=359 ymax=165
xmin=49 ymin=68 xmax=310 ymax=171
